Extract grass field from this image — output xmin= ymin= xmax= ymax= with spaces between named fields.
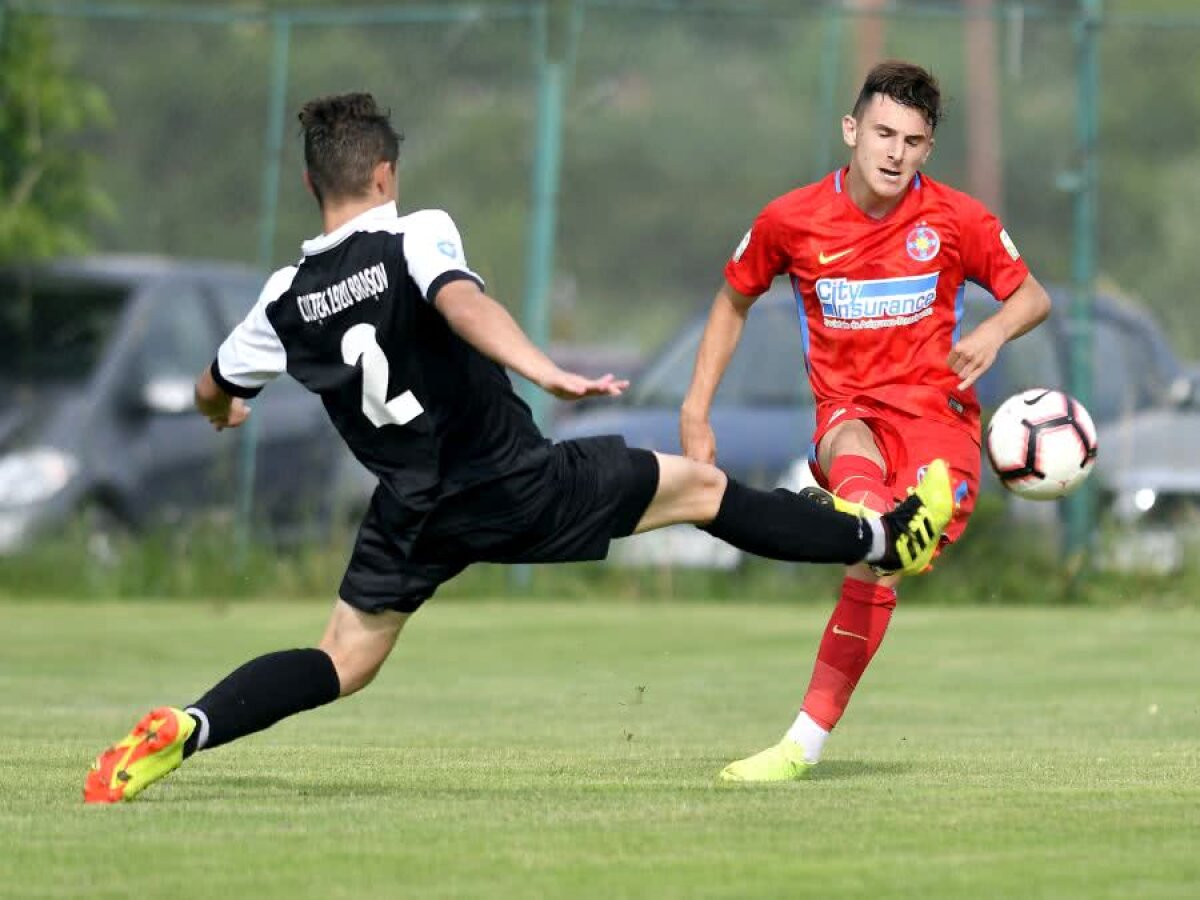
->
xmin=2 ymin=599 xmax=1198 ymax=899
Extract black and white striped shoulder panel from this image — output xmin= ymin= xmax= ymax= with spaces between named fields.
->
xmin=212 ymin=264 xmax=298 ymax=399
xmin=396 ymin=209 xmax=485 ymax=303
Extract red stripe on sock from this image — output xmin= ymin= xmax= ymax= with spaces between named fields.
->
xmin=802 ymin=576 xmax=897 ymax=730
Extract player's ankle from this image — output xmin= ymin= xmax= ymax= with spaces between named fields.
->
xmin=862 ymin=518 xmax=888 ymax=565
xmin=182 ymin=707 xmax=209 ymax=759
xmin=785 ymin=712 xmax=830 ymax=764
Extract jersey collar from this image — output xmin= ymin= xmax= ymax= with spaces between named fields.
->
xmin=833 ymin=166 xmax=923 ymax=223
xmin=833 ymin=167 xmax=922 ymax=194
xmin=301 ymin=201 xmax=400 ymax=257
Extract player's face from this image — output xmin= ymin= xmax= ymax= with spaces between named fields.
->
xmin=842 ymin=95 xmax=933 ymax=210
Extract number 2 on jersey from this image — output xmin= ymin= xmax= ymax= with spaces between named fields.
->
xmin=341 ymin=323 xmax=424 ymax=427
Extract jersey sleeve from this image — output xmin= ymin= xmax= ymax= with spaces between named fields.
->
xmin=959 ymin=196 xmax=1029 ymax=301
xmin=404 ymin=209 xmax=485 ymax=302
xmin=212 ymin=266 xmax=294 ymax=398
xmin=723 ymin=202 xmax=788 ymax=297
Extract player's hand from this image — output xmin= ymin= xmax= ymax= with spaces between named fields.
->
xmin=679 ymin=411 xmax=716 ymax=463
xmin=947 ymin=321 xmax=1005 ymax=390
xmin=540 ymin=369 xmax=629 ymax=401
xmin=202 ymin=397 xmax=251 ymax=431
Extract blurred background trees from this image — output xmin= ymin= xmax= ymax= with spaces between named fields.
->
xmin=0 ymin=12 xmax=110 ymax=263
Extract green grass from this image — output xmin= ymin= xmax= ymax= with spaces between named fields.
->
xmin=2 ymin=599 xmax=1198 ymax=898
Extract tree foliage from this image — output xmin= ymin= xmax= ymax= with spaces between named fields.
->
xmin=0 ymin=11 xmax=111 ymax=263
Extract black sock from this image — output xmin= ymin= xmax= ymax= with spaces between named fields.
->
xmin=181 ymin=648 xmax=341 ymax=757
xmin=702 ymin=479 xmax=870 ymax=565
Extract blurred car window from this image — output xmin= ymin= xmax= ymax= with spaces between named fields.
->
xmin=724 ymin=301 xmax=810 ymax=406
xmin=631 ymin=297 xmax=811 ymax=408
xmin=0 ymin=276 xmax=128 ymax=383
xmin=1090 ymin=317 xmax=1163 ymax=422
xmin=1092 ymin=320 xmax=1136 ymax=422
xmin=631 ymin=320 xmax=704 ymax=408
xmin=987 ymin=322 xmax=1062 ymax=406
xmin=208 ymin=277 xmax=260 ymax=331
xmin=134 ymin=283 xmax=219 ymax=379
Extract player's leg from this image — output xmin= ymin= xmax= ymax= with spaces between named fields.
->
xmin=318 ymin=599 xmax=408 ymax=695
xmin=795 ymin=420 xmax=977 ymax=760
xmin=722 ymin=417 xmax=971 ymax=782
xmin=84 ymin=489 xmax=451 ymax=804
xmin=719 ymin=418 xmax=900 ymax=781
xmin=83 ymin=599 xmax=406 ymax=804
xmin=183 ymin=598 xmax=405 ymax=753
xmin=636 ymin=450 xmax=945 ymax=573
xmin=793 ymin=418 xmax=900 ymax=759
xmin=491 ymin=438 xmax=948 ymax=576
xmin=640 ymin=452 xmax=872 ymax=563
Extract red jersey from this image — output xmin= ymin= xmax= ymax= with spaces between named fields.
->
xmin=724 ymin=168 xmax=1029 ymax=434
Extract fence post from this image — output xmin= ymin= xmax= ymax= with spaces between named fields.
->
xmin=521 ymin=0 xmax=575 ymax=427
xmin=1064 ymin=0 xmax=1101 ymax=572
xmin=511 ymin=0 xmax=576 ymax=590
xmin=815 ymin=3 xmax=843 ymax=179
xmin=257 ymin=13 xmax=291 ymax=270
xmin=236 ymin=12 xmax=291 ymax=566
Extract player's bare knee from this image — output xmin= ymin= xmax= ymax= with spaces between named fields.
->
xmin=820 ymin=420 xmax=883 ymax=471
xmin=318 ymin=626 xmax=400 ymax=696
xmin=318 ymin=600 xmax=406 ymax=697
xmin=694 ymin=462 xmax=728 ymax=521
xmin=320 ymin=643 xmax=387 ymax=697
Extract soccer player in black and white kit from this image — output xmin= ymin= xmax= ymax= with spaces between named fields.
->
xmin=84 ymin=93 xmax=953 ymax=803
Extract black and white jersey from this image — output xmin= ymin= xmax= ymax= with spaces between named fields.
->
xmin=212 ymin=202 xmax=548 ymax=530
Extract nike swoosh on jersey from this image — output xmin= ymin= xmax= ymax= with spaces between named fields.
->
xmin=818 ymin=248 xmax=856 ymax=265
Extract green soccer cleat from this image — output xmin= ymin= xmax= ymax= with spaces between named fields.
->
xmin=83 ymin=706 xmax=194 ymax=804
xmin=719 ymin=738 xmax=814 ymax=783
xmin=876 ymin=458 xmax=955 ymax=577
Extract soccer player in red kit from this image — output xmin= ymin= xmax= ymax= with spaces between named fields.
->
xmin=680 ymin=60 xmax=1053 ymax=781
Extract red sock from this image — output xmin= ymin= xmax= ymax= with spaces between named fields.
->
xmin=802 ymin=577 xmax=897 ymax=730
xmin=827 ymin=454 xmax=889 ymax=512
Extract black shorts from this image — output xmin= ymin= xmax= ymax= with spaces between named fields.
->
xmin=339 ymin=437 xmax=659 ymax=614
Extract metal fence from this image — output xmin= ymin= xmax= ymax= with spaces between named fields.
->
xmin=4 ymin=0 xmax=1200 ymax=559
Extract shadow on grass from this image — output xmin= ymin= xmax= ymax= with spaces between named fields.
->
xmin=810 ymin=759 xmax=912 ymax=780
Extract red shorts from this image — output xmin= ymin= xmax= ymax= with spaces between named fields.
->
xmin=808 ymin=401 xmax=980 ymax=547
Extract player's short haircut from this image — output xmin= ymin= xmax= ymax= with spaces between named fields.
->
xmin=298 ymin=92 xmax=403 ymax=205
xmin=852 ymin=61 xmax=942 ymax=132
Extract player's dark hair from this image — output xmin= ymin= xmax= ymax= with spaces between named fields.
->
xmin=298 ymin=92 xmax=403 ymax=206
xmin=852 ymin=60 xmax=942 ymax=131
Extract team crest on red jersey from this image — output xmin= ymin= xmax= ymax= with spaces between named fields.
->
xmin=906 ymin=224 xmax=941 ymax=262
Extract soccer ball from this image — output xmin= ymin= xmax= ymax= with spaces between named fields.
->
xmin=985 ymin=389 xmax=1098 ymax=500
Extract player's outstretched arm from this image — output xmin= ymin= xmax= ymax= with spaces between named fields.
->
xmin=948 ymin=273 xmax=1052 ymax=390
xmin=679 ymin=281 xmax=756 ymax=463
xmin=434 ymin=279 xmax=628 ymax=401
xmin=194 ymin=366 xmax=251 ymax=431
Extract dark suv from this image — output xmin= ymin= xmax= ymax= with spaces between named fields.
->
xmin=0 ymin=255 xmax=369 ymax=554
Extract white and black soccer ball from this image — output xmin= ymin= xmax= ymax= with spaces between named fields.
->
xmin=985 ymin=389 xmax=1098 ymax=500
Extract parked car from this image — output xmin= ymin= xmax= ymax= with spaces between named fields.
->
xmin=0 ymin=255 xmax=370 ymax=555
xmin=553 ymin=283 xmax=1200 ymax=567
